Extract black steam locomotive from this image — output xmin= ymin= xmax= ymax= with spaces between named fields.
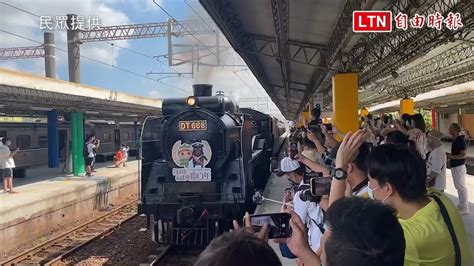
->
xmin=139 ymin=84 xmax=284 ymax=246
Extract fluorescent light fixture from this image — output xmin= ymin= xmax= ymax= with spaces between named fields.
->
xmin=457 ymin=102 xmax=467 ymax=105
xmin=111 ymin=113 xmax=123 ymax=116
xmin=85 ymin=111 xmax=100 ymax=115
xmin=30 ymin=107 xmax=52 ymax=111
xmin=128 ymin=114 xmax=139 ymax=117
xmin=440 ymin=104 xmax=449 ymax=108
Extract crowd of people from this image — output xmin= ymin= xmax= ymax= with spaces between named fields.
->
xmin=194 ymin=112 xmax=472 ymax=266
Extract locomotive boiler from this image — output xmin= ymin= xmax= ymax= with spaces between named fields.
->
xmin=140 ymin=84 xmax=276 ymax=246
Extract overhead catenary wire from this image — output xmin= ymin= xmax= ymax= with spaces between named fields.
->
xmin=0 ymin=2 xmax=192 ymax=94
xmin=153 ymin=0 xmax=257 ymax=93
xmin=0 ymin=29 xmax=191 ymax=95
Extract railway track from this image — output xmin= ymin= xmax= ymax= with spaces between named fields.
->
xmin=1 ymin=200 xmax=138 ymax=266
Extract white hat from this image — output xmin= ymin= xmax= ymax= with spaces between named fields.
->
xmin=276 ymin=157 xmax=301 ymax=177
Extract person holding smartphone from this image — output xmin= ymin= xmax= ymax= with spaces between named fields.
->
xmin=276 ymin=157 xmax=325 ymax=253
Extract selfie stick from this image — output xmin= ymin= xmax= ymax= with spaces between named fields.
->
xmin=263 ymin=197 xmax=294 ymax=207
xmin=253 ymin=191 xmax=294 ymax=207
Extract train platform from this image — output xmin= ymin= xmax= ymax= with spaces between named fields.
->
xmin=0 ymin=160 xmax=139 ymax=254
xmin=256 ymin=166 xmax=474 ymax=265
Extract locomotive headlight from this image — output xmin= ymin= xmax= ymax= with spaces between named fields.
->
xmin=186 ymin=96 xmax=198 ymax=107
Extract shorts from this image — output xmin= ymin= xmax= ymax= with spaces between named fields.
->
xmin=1 ymin=168 xmax=14 ymax=178
xmin=85 ymin=157 xmax=94 ymax=166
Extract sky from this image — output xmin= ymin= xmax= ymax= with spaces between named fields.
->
xmin=0 ymin=0 xmax=284 ymax=120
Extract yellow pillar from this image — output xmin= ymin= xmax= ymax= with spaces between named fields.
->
xmin=332 ymin=73 xmax=359 ymax=134
xmin=302 ymin=103 xmax=311 ymax=125
xmin=400 ymin=98 xmax=414 ymax=115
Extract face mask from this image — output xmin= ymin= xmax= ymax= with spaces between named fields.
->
xmin=367 ymin=185 xmax=379 ymax=200
xmin=368 ymin=183 xmax=390 ymax=203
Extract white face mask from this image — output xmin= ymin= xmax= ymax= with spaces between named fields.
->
xmin=368 ymin=182 xmax=390 ymax=203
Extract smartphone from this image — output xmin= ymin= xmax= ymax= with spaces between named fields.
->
xmin=289 ymin=142 xmax=298 ymax=159
xmin=249 ymin=213 xmax=292 ymax=239
xmin=303 ymin=171 xmax=323 ymax=184
xmin=310 ymin=176 xmax=332 ymax=196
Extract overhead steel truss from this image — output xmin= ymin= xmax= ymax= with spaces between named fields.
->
xmin=244 ymin=34 xmax=327 ymax=68
xmin=78 ymin=19 xmax=214 ymax=42
xmin=0 ymin=45 xmax=45 ymax=60
xmin=360 ymin=40 xmax=474 ymax=105
xmin=293 ymin=0 xmax=375 ymax=119
xmin=351 ymin=0 xmax=474 ymax=86
xmin=198 ymin=0 xmax=474 ymax=119
xmin=200 ymin=0 xmax=286 ymax=113
xmin=270 ymin=0 xmax=291 ymax=112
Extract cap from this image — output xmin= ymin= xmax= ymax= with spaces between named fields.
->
xmin=276 ymin=157 xmax=301 ymax=177
xmin=428 ymin=129 xmax=443 ymax=139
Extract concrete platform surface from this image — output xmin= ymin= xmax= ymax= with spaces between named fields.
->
xmin=257 ymin=168 xmax=474 ymax=265
xmin=0 ymin=160 xmax=139 ymax=253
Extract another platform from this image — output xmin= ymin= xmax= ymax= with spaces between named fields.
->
xmin=0 ymin=161 xmax=139 ymax=254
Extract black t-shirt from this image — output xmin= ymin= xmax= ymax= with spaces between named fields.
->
xmin=451 ymin=135 xmax=466 ymax=167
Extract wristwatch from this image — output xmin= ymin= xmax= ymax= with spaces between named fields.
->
xmin=333 ymin=168 xmax=347 ymax=180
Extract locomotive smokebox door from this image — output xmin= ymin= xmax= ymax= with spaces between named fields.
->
xmin=177 ymin=206 xmax=194 ymax=225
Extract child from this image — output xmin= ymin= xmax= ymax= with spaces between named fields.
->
xmin=113 ymin=147 xmax=126 ymax=168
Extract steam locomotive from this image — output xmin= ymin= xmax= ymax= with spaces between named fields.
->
xmin=139 ymin=84 xmax=285 ymax=246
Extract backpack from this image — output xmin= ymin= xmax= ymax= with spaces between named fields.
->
xmin=83 ymin=143 xmax=89 ymax=157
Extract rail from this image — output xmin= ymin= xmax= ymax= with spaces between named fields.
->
xmin=1 ymin=200 xmax=138 ymax=265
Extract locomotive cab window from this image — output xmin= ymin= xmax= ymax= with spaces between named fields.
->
xmin=17 ymin=135 xmax=31 ymax=149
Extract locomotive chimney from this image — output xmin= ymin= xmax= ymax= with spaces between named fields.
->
xmin=193 ymin=84 xmax=213 ymax=97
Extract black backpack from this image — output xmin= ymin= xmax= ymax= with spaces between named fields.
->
xmin=83 ymin=143 xmax=89 ymax=157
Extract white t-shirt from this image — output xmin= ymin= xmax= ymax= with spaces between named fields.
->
xmin=427 ymin=146 xmax=447 ymax=191
xmin=352 ymin=185 xmax=369 ymax=198
xmin=0 ymin=144 xmax=15 ymax=169
xmin=293 ymin=182 xmax=324 ymax=252
xmin=408 ymin=128 xmax=426 ymax=159
xmin=87 ymin=143 xmax=96 ymax=158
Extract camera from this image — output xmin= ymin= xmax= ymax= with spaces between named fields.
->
xmin=310 ymin=176 xmax=332 ymax=196
xmin=298 ymin=171 xmax=326 ymax=203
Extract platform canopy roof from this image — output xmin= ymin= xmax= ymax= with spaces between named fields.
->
xmin=369 ymin=80 xmax=474 ymax=113
xmin=0 ymin=68 xmax=161 ymax=120
xmin=200 ymin=0 xmax=473 ymax=119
